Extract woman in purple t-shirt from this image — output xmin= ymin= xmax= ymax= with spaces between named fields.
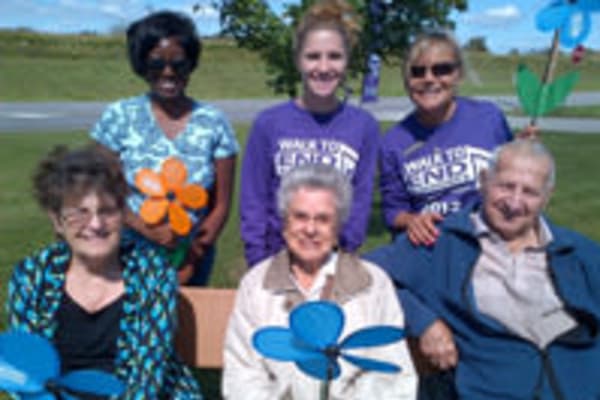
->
xmin=240 ymin=0 xmax=379 ymax=267
xmin=379 ymin=31 xmax=529 ymax=246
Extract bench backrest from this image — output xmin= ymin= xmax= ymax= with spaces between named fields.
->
xmin=175 ymin=287 xmax=237 ymax=368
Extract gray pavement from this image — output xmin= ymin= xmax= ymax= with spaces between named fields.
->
xmin=2 ymin=92 xmax=600 ymax=133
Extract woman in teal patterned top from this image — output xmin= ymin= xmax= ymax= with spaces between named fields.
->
xmin=7 ymin=146 xmax=202 ymax=399
xmin=91 ymin=11 xmax=239 ymax=285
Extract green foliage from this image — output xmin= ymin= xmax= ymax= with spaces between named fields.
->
xmin=217 ymin=0 xmax=467 ymax=97
xmin=516 ymin=63 xmax=579 ymax=117
xmin=464 ymin=36 xmax=488 ymax=52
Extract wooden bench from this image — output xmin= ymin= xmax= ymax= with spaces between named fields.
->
xmin=175 ymin=287 xmax=432 ymax=375
xmin=175 ymin=287 xmax=237 ymax=368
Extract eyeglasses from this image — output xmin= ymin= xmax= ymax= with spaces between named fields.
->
xmin=60 ymin=207 xmax=122 ymax=229
xmin=288 ymin=210 xmax=336 ymax=228
xmin=409 ymin=62 xmax=457 ymax=79
xmin=146 ymin=58 xmax=191 ymax=75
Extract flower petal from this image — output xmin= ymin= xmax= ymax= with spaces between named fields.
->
xmin=341 ymin=353 xmax=401 ymax=373
xmin=139 ymin=198 xmax=168 ymax=225
xmin=559 ymin=9 xmax=591 ymax=48
xmin=253 ymin=327 xmax=321 ymax=362
xmin=290 ymin=301 xmax=344 ymax=349
xmin=176 ymin=184 xmax=208 ymax=209
xmin=340 ymin=326 xmax=404 ymax=349
xmin=162 ymin=157 xmax=187 ymax=191
xmin=135 ymin=169 xmax=166 ymax=197
xmin=536 ymin=3 xmax=568 ymax=31
xmin=0 ymin=358 xmax=43 ymax=393
xmin=55 ymin=370 xmax=125 ymax=397
xmin=169 ymin=202 xmax=191 ymax=236
xmin=0 ymin=331 xmax=59 ymax=392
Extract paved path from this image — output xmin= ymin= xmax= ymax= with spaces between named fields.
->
xmin=2 ymin=92 xmax=600 ymax=133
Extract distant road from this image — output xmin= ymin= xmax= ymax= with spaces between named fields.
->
xmin=2 ymin=92 xmax=600 ymax=133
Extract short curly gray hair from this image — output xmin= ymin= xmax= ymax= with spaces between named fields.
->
xmin=277 ymin=163 xmax=353 ymax=226
xmin=488 ymin=139 xmax=555 ymax=191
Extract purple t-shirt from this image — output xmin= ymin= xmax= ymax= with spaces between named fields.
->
xmin=379 ymin=97 xmax=512 ymax=229
xmin=240 ymin=100 xmax=379 ymax=266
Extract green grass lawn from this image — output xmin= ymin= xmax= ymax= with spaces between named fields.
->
xmin=2 ymin=128 xmax=600 ymax=398
xmin=3 ymin=30 xmax=600 ymax=101
xmin=2 ymin=129 xmax=600 ymax=314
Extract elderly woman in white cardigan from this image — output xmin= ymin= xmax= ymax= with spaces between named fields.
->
xmin=223 ymin=163 xmax=417 ymax=400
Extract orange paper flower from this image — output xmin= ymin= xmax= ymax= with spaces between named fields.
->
xmin=135 ymin=157 xmax=208 ymax=236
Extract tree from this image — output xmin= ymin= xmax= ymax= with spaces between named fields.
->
xmin=464 ymin=36 xmax=488 ymax=53
xmin=216 ymin=0 xmax=467 ymax=97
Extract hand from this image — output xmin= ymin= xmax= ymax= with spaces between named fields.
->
xmin=177 ymin=262 xmax=195 ymax=284
xmin=420 ymin=320 xmax=458 ymax=370
xmin=516 ymin=124 xmax=540 ymax=139
xmin=406 ymin=212 xmax=443 ymax=246
xmin=185 ymin=219 xmax=218 ymax=264
xmin=144 ymin=222 xmax=178 ymax=249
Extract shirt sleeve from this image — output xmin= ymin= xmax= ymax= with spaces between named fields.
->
xmin=363 ymin=237 xmax=440 ymax=337
xmin=89 ymin=101 xmax=126 ymax=152
xmin=222 ymin=276 xmax=287 ymax=399
xmin=339 ymin=114 xmax=379 ymax=252
xmin=490 ymin=103 xmax=513 ymax=143
xmin=379 ymin=132 xmax=413 ymax=229
xmin=240 ymin=115 xmax=273 ymax=267
xmin=210 ymin=108 xmax=240 ymax=159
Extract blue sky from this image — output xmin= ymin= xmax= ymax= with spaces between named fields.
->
xmin=1 ymin=0 xmax=599 ymax=54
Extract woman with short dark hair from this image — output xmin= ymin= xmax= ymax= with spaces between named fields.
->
xmin=91 ymin=10 xmax=238 ymax=285
xmin=8 ymin=145 xmax=202 ymax=398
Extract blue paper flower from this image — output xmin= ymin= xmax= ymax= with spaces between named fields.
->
xmin=536 ymin=0 xmax=600 ymax=48
xmin=252 ymin=301 xmax=405 ymax=381
xmin=0 ymin=331 xmax=125 ymax=399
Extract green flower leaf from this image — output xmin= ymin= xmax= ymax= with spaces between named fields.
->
xmin=516 ymin=64 xmax=579 ymax=117
xmin=540 ymin=71 xmax=580 ymax=116
xmin=516 ymin=64 xmax=542 ymax=117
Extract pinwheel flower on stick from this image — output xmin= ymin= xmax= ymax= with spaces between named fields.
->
xmin=515 ymin=0 xmax=600 ymax=126
xmin=135 ymin=157 xmax=208 ymax=236
xmin=0 ymin=331 xmax=125 ymax=399
xmin=536 ymin=0 xmax=599 ymax=48
xmin=253 ymin=301 xmax=405 ymax=400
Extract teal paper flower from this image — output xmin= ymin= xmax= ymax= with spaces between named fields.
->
xmin=253 ymin=301 xmax=405 ymax=381
xmin=0 ymin=331 xmax=124 ymax=399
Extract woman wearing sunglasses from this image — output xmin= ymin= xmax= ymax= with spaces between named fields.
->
xmin=240 ymin=0 xmax=379 ymax=267
xmin=379 ymin=31 xmax=517 ymax=246
xmin=90 ymin=11 xmax=238 ymax=285
xmin=7 ymin=146 xmax=201 ymax=398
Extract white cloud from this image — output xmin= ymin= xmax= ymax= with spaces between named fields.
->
xmin=462 ymin=4 xmax=522 ymax=26
xmin=0 ymin=0 xmax=221 ymax=34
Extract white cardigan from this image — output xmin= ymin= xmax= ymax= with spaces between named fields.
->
xmin=222 ymin=250 xmax=418 ymax=400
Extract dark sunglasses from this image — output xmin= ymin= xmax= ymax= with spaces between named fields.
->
xmin=409 ymin=62 xmax=457 ymax=78
xmin=147 ymin=58 xmax=191 ymax=75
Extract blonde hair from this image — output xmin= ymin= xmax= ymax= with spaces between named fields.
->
xmin=293 ymin=0 xmax=361 ymax=58
xmin=403 ymin=30 xmax=464 ymax=84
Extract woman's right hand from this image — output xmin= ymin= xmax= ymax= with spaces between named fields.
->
xmin=402 ymin=212 xmax=443 ymax=246
xmin=143 ymin=223 xmax=178 ymax=249
xmin=124 ymin=208 xmax=178 ymax=248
